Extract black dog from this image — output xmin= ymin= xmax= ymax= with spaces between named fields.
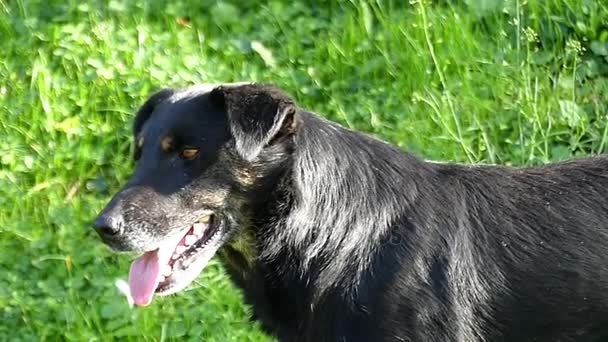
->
xmin=94 ymin=83 xmax=608 ymax=341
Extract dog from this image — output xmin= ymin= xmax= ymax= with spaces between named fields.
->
xmin=94 ymin=83 xmax=608 ymax=341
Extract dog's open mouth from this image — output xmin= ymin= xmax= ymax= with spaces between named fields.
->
xmin=127 ymin=213 xmax=225 ymax=306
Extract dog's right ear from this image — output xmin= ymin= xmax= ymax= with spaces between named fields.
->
xmin=132 ymin=88 xmax=174 ymax=159
xmin=208 ymin=84 xmax=298 ymax=161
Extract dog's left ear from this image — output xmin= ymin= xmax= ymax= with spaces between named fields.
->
xmin=209 ymin=84 xmax=298 ymax=161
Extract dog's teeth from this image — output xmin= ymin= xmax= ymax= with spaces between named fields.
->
xmin=162 ymin=264 xmax=172 ymax=277
xmin=192 ymin=223 xmax=205 ymax=235
xmin=175 ymin=245 xmax=187 ymax=255
xmin=171 ymin=253 xmax=179 ymax=260
xmin=198 ymin=215 xmax=212 ymax=224
xmin=184 ymin=234 xmax=197 ymax=246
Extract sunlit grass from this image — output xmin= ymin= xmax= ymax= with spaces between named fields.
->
xmin=1 ymin=0 xmax=607 ymax=340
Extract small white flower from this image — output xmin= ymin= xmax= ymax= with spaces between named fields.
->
xmin=115 ymin=278 xmax=134 ymax=308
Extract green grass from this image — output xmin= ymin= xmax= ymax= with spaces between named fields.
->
xmin=1 ymin=0 xmax=608 ymax=340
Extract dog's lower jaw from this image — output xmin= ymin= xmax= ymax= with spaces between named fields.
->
xmin=127 ymin=215 xmax=229 ymax=306
xmin=154 ymin=232 xmax=223 ymax=296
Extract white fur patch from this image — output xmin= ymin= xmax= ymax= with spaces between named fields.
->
xmin=168 ymin=82 xmax=253 ymax=103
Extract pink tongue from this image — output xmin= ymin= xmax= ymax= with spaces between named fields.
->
xmin=128 ymin=251 xmax=160 ymax=306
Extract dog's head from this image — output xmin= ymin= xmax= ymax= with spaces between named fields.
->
xmin=93 ymin=83 xmax=298 ymax=306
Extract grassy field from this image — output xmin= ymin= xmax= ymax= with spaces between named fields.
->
xmin=1 ymin=0 xmax=608 ymax=340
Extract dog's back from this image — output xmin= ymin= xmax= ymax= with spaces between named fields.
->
xmin=377 ymin=157 xmax=608 ymax=341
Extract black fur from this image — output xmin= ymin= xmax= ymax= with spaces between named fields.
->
xmin=210 ymin=84 xmax=297 ymax=161
xmin=94 ymin=83 xmax=608 ymax=342
xmin=133 ymin=88 xmax=175 ymax=138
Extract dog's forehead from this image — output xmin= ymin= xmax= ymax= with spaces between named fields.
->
xmin=168 ymin=82 xmax=252 ymax=103
xmin=137 ymin=82 xmax=252 ymax=141
xmin=138 ymin=87 xmax=219 ymax=138
xmin=152 ymin=82 xmax=252 ymax=128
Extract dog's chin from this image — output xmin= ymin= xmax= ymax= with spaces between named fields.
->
xmin=126 ymin=214 xmax=229 ymax=306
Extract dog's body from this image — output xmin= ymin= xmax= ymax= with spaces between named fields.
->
xmin=94 ymin=84 xmax=608 ymax=341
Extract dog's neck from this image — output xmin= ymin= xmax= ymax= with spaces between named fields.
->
xmin=249 ymin=111 xmax=434 ymax=296
xmin=218 ymin=111 xmax=440 ymax=337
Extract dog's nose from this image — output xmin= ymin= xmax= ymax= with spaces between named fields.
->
xmin=93 ymin=214 xmax=123 ymax=238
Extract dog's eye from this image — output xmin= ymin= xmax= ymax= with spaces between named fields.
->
xmin=179 ymin=147 xmax=199 ymax=160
